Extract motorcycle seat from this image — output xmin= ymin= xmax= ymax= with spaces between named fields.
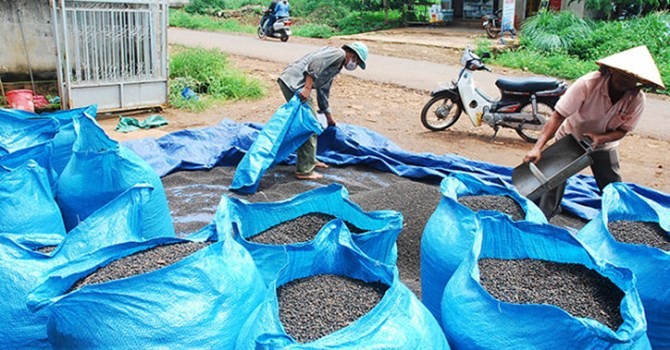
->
xmin=495 ymin=77 xmax=559 ymax=92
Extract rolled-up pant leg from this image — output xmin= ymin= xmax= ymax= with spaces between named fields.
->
xmin=277 ymin=79 xmax=318 ymax=175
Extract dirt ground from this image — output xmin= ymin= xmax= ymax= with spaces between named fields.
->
xmin=96 ymin=29 xmax=669 ymax=195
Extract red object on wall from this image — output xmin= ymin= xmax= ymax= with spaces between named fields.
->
xmin=549 ymin=0 xmax=561 ymax=10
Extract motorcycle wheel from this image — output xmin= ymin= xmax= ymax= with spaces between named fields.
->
xmin=420 ymin=94 xmax=462 ymax=131
xmin=257 ymin=26 xmax=266 ymax=39
xmin=280 ymin=34 xmax=289 ymax=42
xmin=486 ymin=26 xmax=500 ymax=39
xmin=515 ymin=102 xmax=554 ymax=143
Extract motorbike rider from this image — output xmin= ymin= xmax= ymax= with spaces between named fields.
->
xmin=262 ymin=0 xmax=278 ymax=34
xmin=522 ymin=46 xmax=665 ymax=219
xmin=277 ymin=42 xmax=369 ymax=180
xmin=264 ymin=0 xmax=289 ymax=35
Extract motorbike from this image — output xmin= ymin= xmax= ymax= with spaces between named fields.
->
xmin=482 ymin=10 xmax=502 ymax=39
xmin=420 ymin=48 xmax=568 ymax=143
xmin=258 ymin=11 xmax=292 ymax=42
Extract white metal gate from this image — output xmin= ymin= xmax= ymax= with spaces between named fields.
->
xmin=50 ymin=0 xmax=169 ymax=112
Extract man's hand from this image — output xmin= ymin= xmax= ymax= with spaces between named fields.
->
xmin=298 ymin=88 xmax=310 ymax=102
xmin=582 ymin=133 xmax=602 ymax=149
xmin=523 ymin=147 xmax=542 ymax=164
xmin=325 ymin=113 xmax=336 ymax=127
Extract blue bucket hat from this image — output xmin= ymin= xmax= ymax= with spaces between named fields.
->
xmin=343 ymin=42 xmax=368 ymax=70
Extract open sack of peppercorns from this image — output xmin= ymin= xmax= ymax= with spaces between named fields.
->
xmin=1 ymin=185 xmax=168 ymax=349
xmin=578 ymin=182 xmax=670 ymax=348
xmin=27 ymin=229 xmax=266 ymax=349
xmin=215 ymin=183 xmax=402 ymax=284
xmin=440 ymin=212 xmax=649 ymax=349
xmin=421 ymin=171 xmax=548 ymax=323
xmin=235 ymin=221 xmax=450 ymax=349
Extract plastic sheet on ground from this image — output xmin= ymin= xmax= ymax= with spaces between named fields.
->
xmin=441 ymin=213 xmax=650 ymax=349
xmin=577 ymin=182 xmax=670 ymax=349
xmin=0 ymin=185 xmax=166 ymax=349
xmin=123 ymin=119 xmax=670 ymax=221
xmin=115 ymin=114 xmax=168 ymax=133
xmin=55 ymin=113 xmax=174 ymax=237
xmin=421 ymin=172 xmax=547 ymax=327
xmin=230 ymin=94 xmax=323 ymax=194
xmin=215 ymin=184 xmax=403 ymax=284
xmin=235 ymin=221 xmax=450 ymax=349
xmin=28 ymin=229 xmax=266 ymax=349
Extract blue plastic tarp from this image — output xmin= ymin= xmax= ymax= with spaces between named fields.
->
xmin=123 ymin=119 xmax=670 ymax=221
xmin=235 ymin=221 xmax=450 ymax=349
xmin=215 ymin=184 xmax=403 ymax=284
xmin=0 ymin=185 xmax=166 ymax=349
xmin=28 ymin=230 xmax=266 ymax=349
xmin=0 ymin=108 xmax=59 ymax=155
xmin=577 ymin=183 xmax=670 ymax=348
xmin=441 ymin=213 xmax=650 ymax=349
xmin=421 ymin=172 xmax=547 ymax=327
xmin=0 ymin=160 xmax=65 ymax=236
xmin=230 ymin=94 xmax=323 ymax=194
xmin=55 ymin=113 xmax=174 ymax=237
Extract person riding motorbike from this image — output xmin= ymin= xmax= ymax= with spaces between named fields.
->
xmin=263 ymin=0 xmax=289 ymax=35
xmin=522 ymin=46 xmax=665 ymax=219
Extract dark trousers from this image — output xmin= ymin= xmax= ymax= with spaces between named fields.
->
xmin=537 ymin=147 xmax=622 ymax=218
xmin=277 ymin=79 xmax=319 ymax=175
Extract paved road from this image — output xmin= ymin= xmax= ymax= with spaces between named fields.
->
xmin=169 ymin=28 xmax=669 ymax=141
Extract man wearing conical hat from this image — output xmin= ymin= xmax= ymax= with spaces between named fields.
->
xmin=522 ymin=45 xmax=665 ymax=219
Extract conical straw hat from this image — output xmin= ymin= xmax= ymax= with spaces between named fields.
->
xmin=596 ymin=45 xmax=665 ymax=89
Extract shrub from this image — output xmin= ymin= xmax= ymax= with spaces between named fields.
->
xmin=169 ymin=47 xmax=264 ymax=110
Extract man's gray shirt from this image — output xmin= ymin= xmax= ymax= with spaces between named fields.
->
xmin=278 ymin=46 xmax=345 ymax=114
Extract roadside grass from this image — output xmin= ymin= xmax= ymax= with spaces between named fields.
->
xmin=169 ymin=46 xmax=265 ymax=111
xmin=169 ymin=8 xmax=400 ymax=39
xmin=478 ymin=11 xmax=670 ymax=95
xmin=169 ymin=9 xmax=256 ymax=34
xmin=170 ymin=8 xmax=668 ymax=96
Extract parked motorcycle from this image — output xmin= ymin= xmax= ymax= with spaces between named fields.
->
xmin=482 ymin=10 xmax=502 ymax=39
xmin=258 ymin=11 xmax=292 ymax=42
xmin=420 ymin=48 xmax=567 ymax=143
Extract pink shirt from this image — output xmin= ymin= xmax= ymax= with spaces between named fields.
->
xmin=555 ymin=71 xmax=645 ymax=150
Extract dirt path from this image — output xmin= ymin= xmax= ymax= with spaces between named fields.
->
xmin=96 ymin=29 xmax=669 ymax=194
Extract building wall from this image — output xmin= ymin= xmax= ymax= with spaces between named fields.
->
xmin=0 ymin=1 xmax=58 ymax=82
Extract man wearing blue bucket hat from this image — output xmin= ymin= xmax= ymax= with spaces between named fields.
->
xmin=278 ymin=42 xmax=368 ymax=180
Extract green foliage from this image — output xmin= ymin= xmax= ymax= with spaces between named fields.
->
xmin=168 ymin=47 xmax=264 ymax=110
xmin=493 ymin=50 xmax=597 ymax=80
xmin=494 ymin=11 xmax=669 ymax=95
xmin=186 ymin=0 xmax=228 ymax=14
xmin=169 ymin=77 xmax=208 ymax=112
xmin=169 ymin=9 xmax=257 ymax=34
xmin=569 ymin=11 xmax=670 ymax=61
xmin=301 ymin=3 xmax=353 ymax=27
xmin=569 ymin=0 xmax=660 ymax=19
xmin=520 ymin=10 xmax=593 ymax=52
xmin=335 ymin=10 xmax=403 ymax=35
xmin=292 ymin=23 xmax=337 ymax=38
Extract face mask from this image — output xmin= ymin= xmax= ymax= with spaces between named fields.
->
xmin=345 ymin=58 xmax=357 ymax=71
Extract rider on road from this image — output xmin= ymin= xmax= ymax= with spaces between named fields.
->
xmin=523 ymin=45 xmax=665 ymax=219
xmin=264 ymin=0 xmax=289 ymax=34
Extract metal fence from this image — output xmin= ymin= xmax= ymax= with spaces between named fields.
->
xmin=51 ymin=0 xmax=169 ymax=112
